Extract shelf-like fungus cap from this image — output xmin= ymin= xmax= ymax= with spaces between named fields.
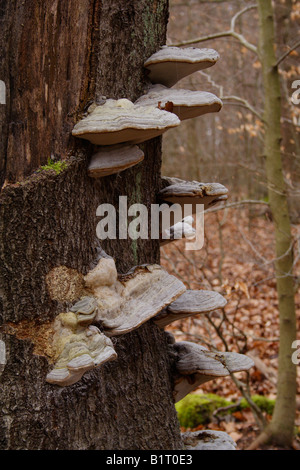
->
xmin=174 ymin=341 xmax=254 ymax=376
xmin=155 ymin=289 xmax=227 ymax=328
xmin=46 ymin=325 xmax=117 ymax=387
xmin=135 ymin=85 xmax=222 ymax=121
xmin=72 ymin=98 xmax=180 ymax=146
xmin=182 ymin=430 xmax=237 ymax=451
xmin=172 ymin=341 xmax=254 ymax=402
xmin=144 ymin=46 xmax=220 ymax=87
xmin=160 ymin=216 xmax=196 ymax=246
xmin=70 ymin=296 xmax=98 ymax=326
xmin=102 ymin=264 xmax=186 ymax=336
xmin=88 ymin=144 xmax=144 ymax=178
xmin=159 ymin=177 xmax=228 ymax=210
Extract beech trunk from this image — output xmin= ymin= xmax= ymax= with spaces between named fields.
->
xmin=0 ymin=0 xmax=184 ymax=450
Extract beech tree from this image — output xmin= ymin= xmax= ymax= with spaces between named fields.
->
xmin=0 ymin=0 xmax=184 ymax=450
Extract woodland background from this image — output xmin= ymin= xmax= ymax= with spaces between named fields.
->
xmin=160 ymin=0 xmax=300 ymax=449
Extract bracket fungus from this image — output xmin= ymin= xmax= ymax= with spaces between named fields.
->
xmin=144 ymin=46 xmax=220 ymax=88
xmin=88 ymin=144 xmax=144 ymax=178
xmin=86 ymin=262 xmax=186 ymax=336
xmin=182 ymin=430 xmax=237 ymax=451
xmin=46 ymin=319 xmax=117 ymax=387
xmin=154 ymin=289 xmax=227 ymax=328
xmin=159 ymin=176 xmax=228 ymax=211
xmin=135 ymin=85 xmax=222 ymax=121
xmin=160 ymin=216 xmax=196 ymax=246
xmin=72 ymin=98 xmax=180 ymax=146
xmin=172 ymin=341 xmax=254 ymax=402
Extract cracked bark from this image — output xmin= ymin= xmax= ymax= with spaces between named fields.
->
xmin=0 ymin=0 xmax=183 ymax=450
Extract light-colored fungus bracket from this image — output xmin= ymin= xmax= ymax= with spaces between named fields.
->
xmin=154 ymin=289 xmax=227 ymax=328
xmin=72 ymin=98 xmax=180 ymax=146
xmin=160 ymin=216 xmax=196 ymax=246
xmin=46 ymin=320 xmax=117 ymax=387
xmin=84 ymin=260 xmax=186 ymax=336
xmin=144 ymin=46 xmax=220 ymax=88
xmin=159 ymin=176 xmax=228 ymax=210
xmin=88 ymin=144 xmax=144 ymax=178
xmin=182 ymin=430 xmax=237 ymax=451
xmin=0 ymin=339 xmax=6 ymax=376
xmin=172 ymin=341 xmax=254 ymax=402
xmin=135 ymin=85 xmax=222 ymax=121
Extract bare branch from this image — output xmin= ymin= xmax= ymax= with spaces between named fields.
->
xmin=230 ymin=5 xmax=257 ymax=31
xmin=221 ymin=95 xmax=264 ymax=121
xmin=205 ymin=199 xmax=269 ymax=214
xmin=276 ymin=40 xmax=300 ymax=68
xmin=171 ymin=4 xmax=258 ymax=54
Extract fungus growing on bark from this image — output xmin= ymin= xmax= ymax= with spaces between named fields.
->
xmin=87 ymin=144 xmax=144 ymax=178
xmin=159 ymin=177 xmax=228 ymax=211
xmin=160 ymin=216 xmax=196 ymax=246
xmin=172 ymin=341 xmax=254 ymax=402
xmin=72 ymin=98 xmax=180 ymax=145
xmin=144 ymin=46 xmax=220 ymax=87
xmin=135 ymin=85 xmax=222 ymax=121
xmin=182 ymin=430 xmax=237 ymax=451
xmin=154 ymin=289 xmax=227 ymax=328
xmin=70 ymin=296 xmax=98 ymax=326
xmin=46 ymin=321 xmax=117 ymax=387
xmin=86 ymin=262 xmax=186 ymax=336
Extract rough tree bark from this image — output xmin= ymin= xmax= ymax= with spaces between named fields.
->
xmin=0 ymin=0 xmax=184 ymax=450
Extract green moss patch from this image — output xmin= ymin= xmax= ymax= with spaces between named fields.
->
xmin=39 ymin=158 xmax=68 ymax=175
xmin=176 ymin=393 xmax=275 ymax=429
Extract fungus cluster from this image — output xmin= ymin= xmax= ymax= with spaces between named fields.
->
xmin=61 ymin=45 xmax=251 ymax=450
xmin=46 ymin=257 xmax=186 ymax=385
xmin=71 ymin=46 xmax=223 ymax=180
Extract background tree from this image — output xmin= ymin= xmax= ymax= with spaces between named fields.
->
xmin=0 ymin=0 xmax=184 ymax=450
xmin=163 ymin=0 xmax=299 ymax=449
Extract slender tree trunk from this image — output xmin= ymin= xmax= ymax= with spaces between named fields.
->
xmin=0 ymin=0 xmax=185 ymax=450
xmin=253 ymin=0 xmax=297 ymax=448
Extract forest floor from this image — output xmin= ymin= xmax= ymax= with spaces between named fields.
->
xmin=160 ymin=205 xmax=300 ymax=450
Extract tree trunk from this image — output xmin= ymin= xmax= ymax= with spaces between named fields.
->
xmin=0 ymin=0 xmax=185 ymax=450
xmin=255 ymin=0 xmax=297 ymax=448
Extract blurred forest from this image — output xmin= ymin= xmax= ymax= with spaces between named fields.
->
xmin=160 ymin=0 xmax=300 ymax=449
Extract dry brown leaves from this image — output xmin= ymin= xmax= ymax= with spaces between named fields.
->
xmin=160 ymin=207 xmax=300 ymax=449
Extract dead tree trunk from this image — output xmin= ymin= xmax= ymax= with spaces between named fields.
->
xmin=0 ymin=0 xmax=185 ymax=450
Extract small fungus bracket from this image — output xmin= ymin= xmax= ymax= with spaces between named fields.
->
xmin=171 ymin=341 xmax=254 ymax=402
xmin=135 ymin=85 xmax=222 ymax=121
xmin=144 ymin=46 xmax=220 ymax=88
xmin=158 ymin=177 xmax=229 ymax=211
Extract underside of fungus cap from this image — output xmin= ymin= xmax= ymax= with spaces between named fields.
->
xmin=172 ymin=341 xmax=254 ymax=402
xmin=144 ymin=46 xmax=220 ymax=88
xmin=88 ymin=144 xmax=144 ymax=178
xmin=72 ymin=98 xmax=180 ymax=146
xmin=135 ymin=85 xmax=222 ymax=121
xmin=159 ymin=177 xmax=228 ymax=210
xmin=154 ymin=289 xmax=227 ymax=328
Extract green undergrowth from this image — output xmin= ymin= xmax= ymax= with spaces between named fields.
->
xmin=175 ymin=393 xmax=275 ymax=429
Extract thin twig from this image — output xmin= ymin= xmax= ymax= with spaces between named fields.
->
xmin=276 ymin=40 xmax=300 ymax=67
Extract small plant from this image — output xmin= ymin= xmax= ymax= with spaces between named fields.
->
xmin=40 ymin=158 xmax=68 ymax=175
